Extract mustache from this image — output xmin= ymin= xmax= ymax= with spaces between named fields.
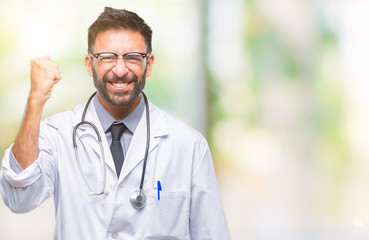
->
xmin=103 ymin=73 xmax=138 ymax=83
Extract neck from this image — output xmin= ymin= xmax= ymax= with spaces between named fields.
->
xmin=97 ymin=93 xmax=141 ymax=120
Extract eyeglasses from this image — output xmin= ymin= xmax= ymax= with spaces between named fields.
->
xmin=89 ymin=52 xmax=149 ymax=70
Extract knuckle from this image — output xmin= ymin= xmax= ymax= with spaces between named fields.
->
xmin=30 ymin=58 xmax=38 ymax=66
xmin=46 ymin=69 xmax=54 ymax=76
xmin=35 ymin=58 xmax=43 ymax=64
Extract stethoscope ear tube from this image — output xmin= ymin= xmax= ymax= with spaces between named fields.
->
xmin=73 ymin=91 xmax=99 ymax=148
xmin=74 ymin=128 xmax=107 ymax=196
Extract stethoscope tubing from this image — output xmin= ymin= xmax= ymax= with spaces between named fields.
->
xmin=139 ymin=93 xmax=150 ymax=191
xmin=73 ymin=92 xmax=100 ymax=148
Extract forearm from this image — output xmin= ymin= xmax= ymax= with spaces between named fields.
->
xmin=12 ymin=94 xmax=46 ymax=169
xmin=12 ymin=56 xmax=61 ymax=170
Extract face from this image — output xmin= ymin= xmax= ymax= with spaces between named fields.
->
xmin=85 ymin=29 xmax=154 ymax=110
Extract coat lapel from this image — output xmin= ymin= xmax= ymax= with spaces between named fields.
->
xmin=118 ymin=102 xmax=168 ymax=184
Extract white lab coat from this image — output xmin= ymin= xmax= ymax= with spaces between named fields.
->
xmin=0 ymin=99 xmax=230 ymax=240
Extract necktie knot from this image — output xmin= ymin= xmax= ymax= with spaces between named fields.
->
xmin=111 ymin=123 xmax=125 ymax=141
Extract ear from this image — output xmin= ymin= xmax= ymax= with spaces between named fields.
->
xmin=145 ymin=54 xmax=155 ymax=77
xmin=85 ymin=55 xmax=93 ymax=77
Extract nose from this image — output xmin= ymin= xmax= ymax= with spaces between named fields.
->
xmin=111 ymin=56 xmax=129 ymax=78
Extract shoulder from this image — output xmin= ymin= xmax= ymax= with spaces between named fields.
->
xmin=42 ymin=103 xmax=85 ymax=131
xmin=149 ymin=102 xmax=208 ymax=148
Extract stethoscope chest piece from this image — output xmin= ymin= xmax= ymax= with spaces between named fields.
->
xmin=130 ymin=190 xmax=147 ymax=209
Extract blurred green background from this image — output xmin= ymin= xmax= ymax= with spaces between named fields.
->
xmin=1 ymin=0 xmax=369 ymax=239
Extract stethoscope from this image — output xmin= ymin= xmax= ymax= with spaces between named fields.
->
xmin=73 ymin=91 xmax=150 ymax=209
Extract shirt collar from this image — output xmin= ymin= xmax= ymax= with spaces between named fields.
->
xmin=93 ymin=94 xmax=145 ymax=134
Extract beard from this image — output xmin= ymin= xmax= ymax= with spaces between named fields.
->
xmin=92 ymin=66 xmax=147 ymax=107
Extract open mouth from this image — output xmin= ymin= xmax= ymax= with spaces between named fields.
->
xmin=109 ymin=81 xmax=130 ymax=90
xmin=112 ymin=82 xmax=128 ymax=88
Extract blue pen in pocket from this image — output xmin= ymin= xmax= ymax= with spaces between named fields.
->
xmin=157 ymin=181 xmax=162 ymax=200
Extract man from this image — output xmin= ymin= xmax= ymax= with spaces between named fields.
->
xmin=0 ymin=7 xmax=230 ymax=239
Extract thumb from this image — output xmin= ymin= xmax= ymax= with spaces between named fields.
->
xmin=43 ymin=55 xmax=51 ymax=61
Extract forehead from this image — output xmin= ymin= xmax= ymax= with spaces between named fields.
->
xmin=94 ymin=29 xmax=146 ymax=52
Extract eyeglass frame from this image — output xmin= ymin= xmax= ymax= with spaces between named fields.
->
xmin=88 ymin=52 xmax=150 ymax=70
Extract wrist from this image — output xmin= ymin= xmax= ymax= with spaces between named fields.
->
xmin=28 ymin=92 xmax=48 ymax=106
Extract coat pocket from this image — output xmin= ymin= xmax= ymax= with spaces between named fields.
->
xmin=144 ymin=190 xmax=189 ymax=240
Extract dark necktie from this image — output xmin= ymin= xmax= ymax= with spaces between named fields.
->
xmin=110 ymin=123 xmax=125 ymax=178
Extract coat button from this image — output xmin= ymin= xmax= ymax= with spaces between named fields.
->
xmin=111 ymin=232 xmax=118 ymax=239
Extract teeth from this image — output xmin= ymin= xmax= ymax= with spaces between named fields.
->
xmin=112 ymin=82 xmax=128 ymax=88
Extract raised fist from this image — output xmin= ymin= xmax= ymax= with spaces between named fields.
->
xmin=29 ymin=56 xmax=62 ymax=103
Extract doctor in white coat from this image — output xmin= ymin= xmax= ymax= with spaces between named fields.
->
xmin=0 ymin=7 xmax=230 ymax=240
